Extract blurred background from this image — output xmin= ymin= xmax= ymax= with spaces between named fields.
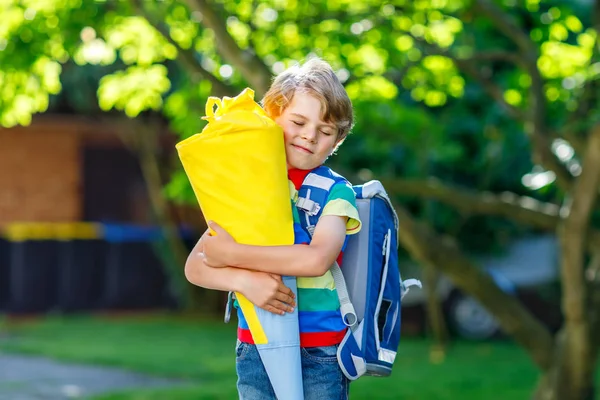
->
xmin=1 ymin=0 xmax=599 ymax=399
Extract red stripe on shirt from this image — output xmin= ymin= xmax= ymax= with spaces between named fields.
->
xmin=238 ymin=327 xmax=347 ymax=347
xmin=300 ymin=329 xmax=348 ymax=347
xmin=288 ymin=168 xmax=313 ymax=190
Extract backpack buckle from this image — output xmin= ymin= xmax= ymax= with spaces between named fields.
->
xmin=224 ymin=291 xmax=235 ymax=323
xmin=296 ymin=197 xmax=321 ymax=216
xmin=400 ymin=279 xmax=423 ymax=300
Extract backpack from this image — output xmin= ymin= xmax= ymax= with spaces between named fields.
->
xmin=295 ymin=166 xmax=421 ymax=381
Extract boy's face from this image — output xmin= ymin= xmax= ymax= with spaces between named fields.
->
xmin=274 ymin=92 xmax=340 ymax=170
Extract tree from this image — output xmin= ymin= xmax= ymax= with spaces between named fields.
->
xmin=1 ymin=0 xmax=599 ymax=398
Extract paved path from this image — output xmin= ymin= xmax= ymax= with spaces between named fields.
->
xmin=0 ymin=353 xmax=184 ymax=400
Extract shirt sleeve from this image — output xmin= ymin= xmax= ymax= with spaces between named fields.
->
xmin=321 ymin=181 xmax=362 ymax=235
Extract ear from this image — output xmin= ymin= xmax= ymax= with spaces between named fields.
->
xmin=331 ymin=137 xmax=345 ymax=155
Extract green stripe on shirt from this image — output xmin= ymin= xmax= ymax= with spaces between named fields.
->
xmin=326 ymin=182 xmax=356 ymax=203
xmin=322 ymin=181 xmax=362 ymax=234
xmin=297 ymin=287 xmax=340 ymax=311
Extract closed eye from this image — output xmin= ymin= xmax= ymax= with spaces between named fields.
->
xmin=292 ymin=121 xmax=304 ymax=126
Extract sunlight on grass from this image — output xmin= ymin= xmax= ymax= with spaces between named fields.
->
xmin=0 ymin=314 xmax=581 ymax=399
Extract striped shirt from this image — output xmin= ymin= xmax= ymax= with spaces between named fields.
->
xmin=236 ymin=167 xmax=361 ymax=347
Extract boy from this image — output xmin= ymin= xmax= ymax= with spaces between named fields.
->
xmin=185 ymin=57 xmax=361 ymax=400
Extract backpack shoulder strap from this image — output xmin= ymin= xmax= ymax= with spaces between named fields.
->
xmin=331 ymin=261 xmax=359 ymax=331
xmin=296 ymin=166 xmax=339 ymax=214
xmin=296 ymin=166 xmax=349 ymax=230
xmin=296 ymin=166 xmax=358 ymax=330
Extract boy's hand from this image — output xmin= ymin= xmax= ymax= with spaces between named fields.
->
xmin=202 ymin=221 xmax=238 ymax=268
xmin=239 ymin=272 xmax=296 ymax=315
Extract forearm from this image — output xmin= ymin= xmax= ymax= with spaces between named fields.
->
xmin=229 ymin=243 xmax=330 ymax=277
xmin=203 ymin=216 xmax=347 ymax=277
xmin=185 ymin=251 xmax=247 ymax=292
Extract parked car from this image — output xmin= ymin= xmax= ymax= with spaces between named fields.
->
xmin=401 ymin=235 xmax=562 ymax=340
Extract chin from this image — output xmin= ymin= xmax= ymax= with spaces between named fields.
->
xmin=288 ymin=158 xmax=315 ymax=170
xmin=286 ymin=150 xmax=324 ymax=170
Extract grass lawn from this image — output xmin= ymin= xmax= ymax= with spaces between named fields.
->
xmin=0 ymin=314 xmax=585 ymax=399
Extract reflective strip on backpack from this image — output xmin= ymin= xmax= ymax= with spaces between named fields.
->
xmin=374 ymin=229 xmax=392 ymax=353
xmin=378 ymin=348 xmax=397 ymax=364
xmin=297 ymin=172 xmax=338 ymax=232
xmin=303 ymin=173 xmax=336 ymax=191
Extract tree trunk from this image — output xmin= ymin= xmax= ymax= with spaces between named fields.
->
xmin=423 ymin=263 xmax=449 ymax=362
xmin=534 ymin=126 xmax=600 ymax=400
xmin=394 ymin=205 xmax=554 ymax=370
xmin=589 ymin=253 xmax=600 ymax=352
xmin=419 ymin=144 xmax=449 ymax=358
xmin=115 ymin=119 xmax=199 ymax=310
xmin=533 ymin=329 xmax=597 ymax=400
xmin=135 ymin=128 xmax=197 ymax=310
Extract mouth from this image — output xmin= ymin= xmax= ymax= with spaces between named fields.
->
xmin=291 ymin=144 xmax=313 ymax=154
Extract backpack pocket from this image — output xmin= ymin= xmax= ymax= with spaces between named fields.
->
xmin=371 ymin=228 xmax=401 ymax=370
xmin=337 ymin=325 xmax=367 ymax=380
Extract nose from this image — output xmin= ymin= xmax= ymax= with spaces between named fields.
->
xmin=301 ymin=127 xmax=317 ymax=143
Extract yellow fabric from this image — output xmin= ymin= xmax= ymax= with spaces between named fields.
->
xmin=297 ymin=272 xmax=335 ymax=290
xmin=322 ymin=199 xmax=362 ymax=234
xmin=176 ymin=88 xmax=295 ymax=345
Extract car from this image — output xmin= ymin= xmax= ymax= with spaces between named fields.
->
xmin=401 ymin=234 xmax=561 ymax=340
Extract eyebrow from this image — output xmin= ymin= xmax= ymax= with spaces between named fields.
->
xmin=290 ymin=113 xmax=335 ymax=129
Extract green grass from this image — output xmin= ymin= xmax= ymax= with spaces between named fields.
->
xmin=0 ymin=314 xmax=572 ymax=399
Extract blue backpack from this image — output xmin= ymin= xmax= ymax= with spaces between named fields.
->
xmin=296 ymin=166 xmax=421 ymax=380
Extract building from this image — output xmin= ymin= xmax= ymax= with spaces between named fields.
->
xmin=0 ymin=114 xmax=198 ymax=225
xmin=0 ymin=114 xmax=202 ymax=314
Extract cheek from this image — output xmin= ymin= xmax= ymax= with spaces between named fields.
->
xmin=281 ymin=122 xmax=297 ymax=141
xmin=322 ymin=136 xmax=337 ymax=151
xmin=282 ymin=126 xmax=293 ymax=143
xmin=273 ymin=117 xmax=286 ymax=134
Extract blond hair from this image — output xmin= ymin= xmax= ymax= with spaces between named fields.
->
xmin=262 ymin=58 xmax=354 ymax=142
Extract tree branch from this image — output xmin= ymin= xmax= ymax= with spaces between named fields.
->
xmin=384 ymin=177 xmax=558 ymax=224
xmin=381 ymin=177 xmax=600 ymax=252
xmin=558 ymin=124 xmax=600 ymax=392
xmin=452 ymin=56 xmax=526 ymax=120
xmin=465 ymin=50 xmax=522 ymax=64
xmin=407 ymin=32 xmax=526 ymax=121
xmin=530 ymin=135 xmax=574 ymax=192
xmin=550 ymin=129 xmax=586 ymax=162
xmin=559 ymin=0 xmax=600 ymax=144
xmin=395 ymin=204 xmax=554 ymax=370
xmin=472 ymin=0 xmax=575 ymax=192
xmin=473 ymin=0 xmax=534 ymax=56
xmin=183 ymin=0 xmax=273 ymax=96
xmin=131 ymin=0 xmax=235 ymax=98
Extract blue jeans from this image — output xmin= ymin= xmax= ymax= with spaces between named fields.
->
xmin=235 ymin=340 xmax=349 ymax=400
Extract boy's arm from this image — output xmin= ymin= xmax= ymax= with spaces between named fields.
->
xmin=203 ymin=215 xmax=347 ymax=277
xmin=185 ymin=237 xmax=296 ymax=315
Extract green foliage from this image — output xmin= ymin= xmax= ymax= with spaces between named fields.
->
xmin=98 ymin=64 xmax=171 ymax=117
xmin=0 ymin=0 xmax=101 ymax=125
xmin=1 ymin=0 xmax=598 ymax=252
